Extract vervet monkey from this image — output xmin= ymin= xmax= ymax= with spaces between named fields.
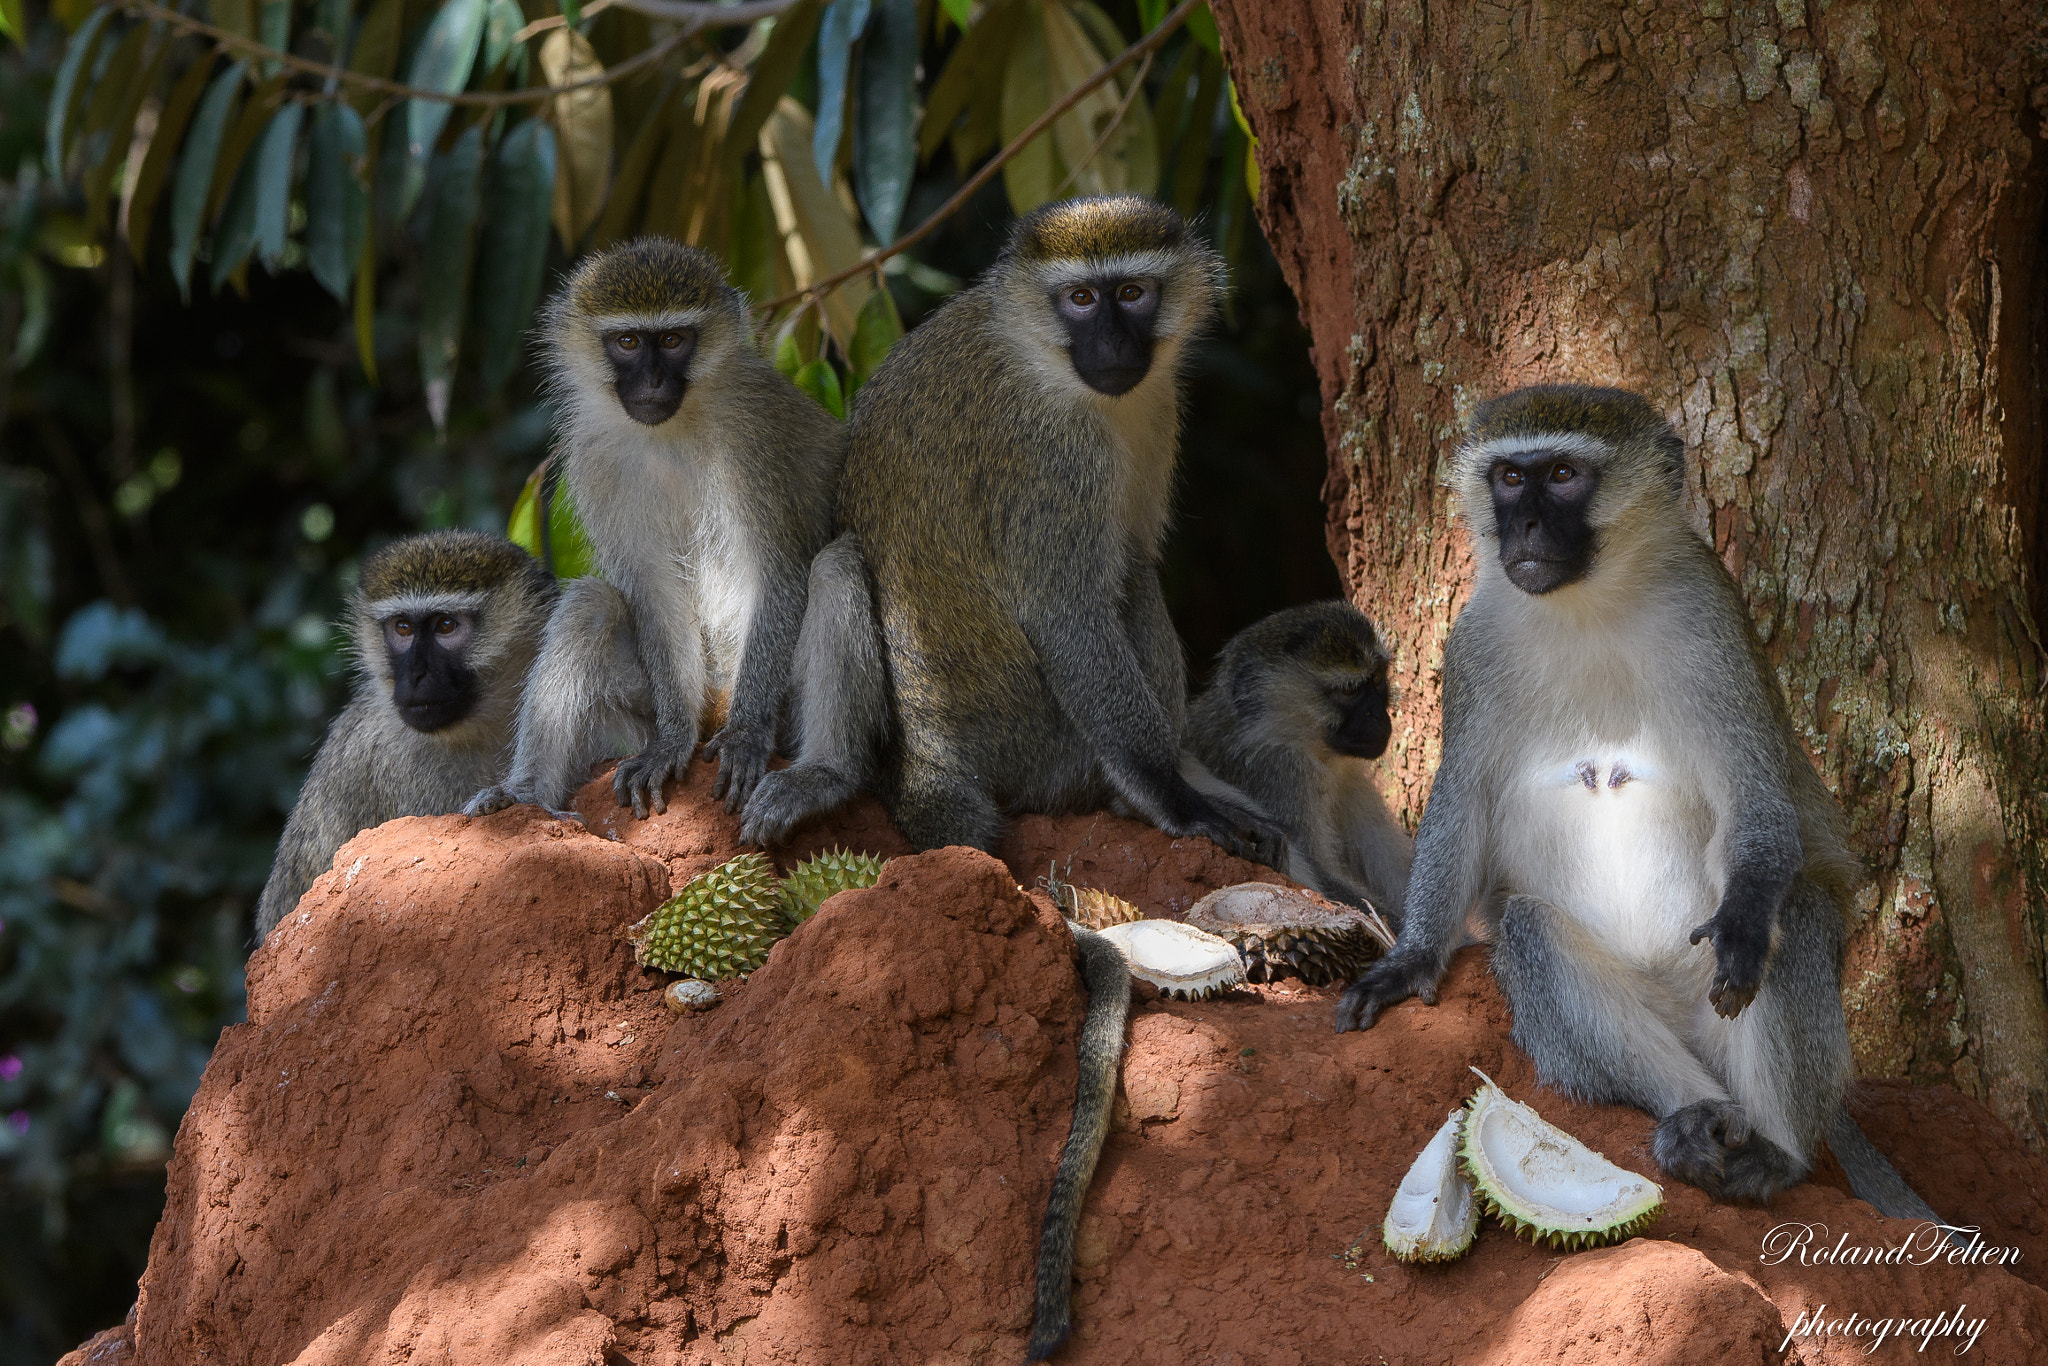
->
xmin=1028 ymin=926 xmax=1131 ymax=1361
xmin=256 ymin=531 xmax=556 ymax=939
xmin=1184 ymin=602 xmax=1412 ymax=915
xmin=740 ymin=196 xmax=1282 ymax=866
xmin=466 ymin=238 xmax=842 ymax=822
xmin=1335 ymin=385 xmax=1941 ymax=1222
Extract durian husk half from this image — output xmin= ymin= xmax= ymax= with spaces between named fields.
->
xmin=625 ymin=852 xmax=784 ymax=979
xmin=1093 ymin=919 xmax=1246 ymax=1000
xmin=778 ymin=847 xmax=886 ymax=930
xmin=1184 ymin=883 xmax=1395 ymax=987
xmin=1382 ymin=1109 xmax=1480 ymax=1263
xmin=1037 ymin=865 xmax=1145 ymax=931
xmin=1458 ymin=1068 xmax=1663 ymax=1251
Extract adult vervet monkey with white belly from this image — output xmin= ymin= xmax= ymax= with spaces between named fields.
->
xmin=1336 ymin=385 xmax=1942 ymax=1222
xmin=466 ymin=238 xmax=842 ymax=822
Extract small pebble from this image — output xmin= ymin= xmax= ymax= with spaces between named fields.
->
xmin=664 ymin=978 xmax=721 ymax=1013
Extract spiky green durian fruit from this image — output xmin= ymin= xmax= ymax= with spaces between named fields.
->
xmin=1383 ymin=1109 xmax=1480 ymax=1263
xmin=1458 ymin=1068 xmax=1664 ymax=1252
xmin=628 ymin=852 xmax=784 ymax=978
xmin=778 ymin=848 xmax=886 ymax=929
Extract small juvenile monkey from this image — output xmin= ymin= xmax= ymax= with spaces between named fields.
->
xmin=1184 ymin=602 xmax=1412 ymax=914
xmin=467 ymin=238 xmax=842 ymax=822
xmin=1027 ymin=926 xmax=1131 ymax=1361
xmin=256 ymin=531 xmax=556 ymax=939
xmin=1335 ymin=385 xmax=1941 ymax=1222
xmin=741 ymin=196 xmax=1282 ymax=865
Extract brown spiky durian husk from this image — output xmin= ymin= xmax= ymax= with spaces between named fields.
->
xmin=1184 ymin=883 xmax=1392 ymax=988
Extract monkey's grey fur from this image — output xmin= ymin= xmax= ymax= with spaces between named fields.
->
xmin=466 ymin=238 xmax=841 ymax=822
xmin=740 ymin=197 xmax=1281 ymax=864
xmin=1184 ymin=601 xmax=1412 ymax=915
xmin=256 ymin=531 xmax=556 ymax=940
xmin=1027 ymin=925 xmax=1131 ymax=1361
xmin=1335 ymin=384 xmax=1942 ymax=1224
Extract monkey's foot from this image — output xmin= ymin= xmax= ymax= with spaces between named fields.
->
xmin=705 ymin=722 xmax=773 ymax=813
xmin=1716 ymin=1133 xmax=1805 ymax=1203
xmin=1653 ymin=1100 xmax=1752 ymax=1193
xmin=613 ymin=739 xmax=695 ymax=819
xmin=463 ymin=785 xmax=517 ymax=817
xmin=1332 ymin=953 xmax=1442 ymax=1033
xmin=739 ymin=763 xmax=857 ymax=846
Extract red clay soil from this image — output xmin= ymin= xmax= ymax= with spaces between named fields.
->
xmin=65 ymin=762 xmax=2048 ymax=1365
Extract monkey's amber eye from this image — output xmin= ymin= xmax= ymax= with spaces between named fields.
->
xmin=1069 ymin=286 xmax=1096 ymax=308
xmin=658 ymin=332 xmax=684 ymax=350
xmin=1550 ymin=462 xmax=1576 ymax=483
xmin=433 ymin=615 xmax=459 ymax=636
xmin=392 ymin=620 xmax=414 ymax=637
xmin=617 ymin=334 xmax=641 ymax=351
xmin=1116 ymin=282 xmax=1145 ymax=303
xmin=1499 ymin=468 xmax=1524 ymax=488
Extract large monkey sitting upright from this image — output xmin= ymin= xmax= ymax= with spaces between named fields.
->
xmin=740 ymin=196 xmax=1282 ymax=865
xmin=1336 ymin=385 xmax=1941 ymax=1222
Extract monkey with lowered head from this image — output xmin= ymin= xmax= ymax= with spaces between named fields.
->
xmin=256 ymin=530 xmax=556 ymax=940
xmin=740 ymin=196 xmax=1283 ymax=866
xmin=467 ymin=238 xmax=842 ymax=823
xmin=1333 ymin=385 xmax=1942 ymax=1224
xmin=1184 ymin=601 xmax=1412 ymax=915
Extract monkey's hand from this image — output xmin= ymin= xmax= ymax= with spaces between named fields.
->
xmin=463 ymin=785 xmax=518 ymax=817
xmin=613 ymin=736 xmax=695 ymax=820
xmin=704 ymin=721 xmax=773 ymax=813
xmin=1182 ymin=789 xmax=1289 ymax=869
xmin=1332 ymin=951 xmax=1441 ymax=1033
xmin=1688 ymin=907 xmax=1770 ymax=1018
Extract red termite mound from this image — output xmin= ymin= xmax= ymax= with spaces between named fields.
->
xmin=65 ymin=762 xmax=2048 ymax=1364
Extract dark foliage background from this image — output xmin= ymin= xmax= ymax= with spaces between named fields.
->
xmin=0 ymin=1 xmax=1334 ymax=1356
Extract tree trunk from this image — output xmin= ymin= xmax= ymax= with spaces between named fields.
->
xmin=1213 ymin=0 xmax=2048 ymax=1150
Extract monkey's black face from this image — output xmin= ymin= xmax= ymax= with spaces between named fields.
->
xmin=1051 ymin=277 xmax=1160 ymax=396
xmin=1326 ymin=672 xmax=1393 ymax=759
xmin=384 ymin=611 xmax=479 ymax=733
xmin=1490 ymin=454 xmax=1600 ymax=594
xmin=603 ymin=327 xmax=698 ymax=425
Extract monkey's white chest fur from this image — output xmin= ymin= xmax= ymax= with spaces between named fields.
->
xmin=570 ymin=422 xmax=760 ymax=687
xmin=1503 ymin=741 xmax=1719 ymax=966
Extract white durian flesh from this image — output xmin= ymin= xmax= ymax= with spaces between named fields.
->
xmin=1093 ymin=919 xmax=1246 ymax=1000
xmin=1459 ymin=1068 xmax=1663 ymax=1251
xmin=1382 ymin=1109 xmax=1480 ymax=1263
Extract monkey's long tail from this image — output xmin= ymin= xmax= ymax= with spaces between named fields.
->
xmin=1026 ymin=927 xmax=1132 ymax=1362
xmin=1825 ymin=1105 xmax=1946 ymax=1226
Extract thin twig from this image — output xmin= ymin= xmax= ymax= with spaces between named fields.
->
xmin=1051 ymin=48 xmax=1154 ymax=199
xmin=751 ymin=0 xmax=1203 ymax=316
xmin=121 ymin=0 xmax=794 ymax=107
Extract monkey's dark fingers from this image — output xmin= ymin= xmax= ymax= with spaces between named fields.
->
xmin=1333 ymin=956 xmax=1432 ymax=1033
xmin=463 ymin=785 xmax=517 ymax=817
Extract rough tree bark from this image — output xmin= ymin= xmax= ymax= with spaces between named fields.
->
xmin=1212 ymin=0 xmax=2048 ymax=1150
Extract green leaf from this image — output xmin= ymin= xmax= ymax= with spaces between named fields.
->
xmin=0 ymin=0 xmax=26 ymax=45
xmin=812 ymin=0 xmax=871 ymax=186
xmin=924 ymin=0 xmax=1023 ymax=168
xmin=482 ymin=0 xmax=523 ymax=73
xmin=251 ymin=102 xmax=303 ymax=269
xmin=206 ymin=73 xmax=287 ymax=223
xmin=540 ymin=28 xmax=611 ymax=250
xmin=400 ymin=0 xmax=489 ymax=224
xmin=939 ymin=0 xmax=970 ymax=30
xmin=1135 ymin=0 xmax=1166 ymax=28
xmin=81 ymin=27 xmax=165 ymax=236
xmin=474 ymin=118 xmax=557 ymax=391
xmin=314 ymin=0 xmax=355 ymax=62
xmin=997 ymin=5 xmax=1051 ymax=213
xmin=167 ymin=61 xmax=247 ymax=301
xmin=257 ymin=0 xmax=290 ymax=69
xmin=725 ymin=0 xmax=826 ymax=175
xmin=852 ymin=0 xmax=917 ymax=243
xmin=353 ymin=214 xmax=378 ymax=382
xmin=419 ymin=122 xmax=487 ymax=430
xmin=209 ymin=153 xmax=262 ymax=291
xmin=728 ymin=165 xmax=784 ymax=306
xmin=1185 ymin=1 xmax=1219 ymax=53
xmin=346 ymin=0 xmax=404 ymax=117
xmin=792 ymin=358 xmax=845 ymax=421
xmin=208 ymin=0 xmax=254 ymax=40
xmin=44 ymin=5 xmax=113 ymax=177
xmin=846 ymin=283 xmax=901 ymax=386
xmin=586 ymin=79 xmax=673 ymax=250
xmin=559 ymin=0 xmax=582 ymax=26
xmin=1055 ymin=1 xmax=1157 ymax=196
xmin=306 ymin=103 xmax=369 ymax=301
xmin=1227 ymin=74 xmax=1259 ymax=198
xmin=761 ymin=98 xmax=871 ymax=346
xmin=1165 ymin=47 xmax=1221 ymax=217
xmin=773 ymin=320 xmax=804 ymax=378
xmin=508 ymin=461 xmax=597 ymax=580
xmin=125 ymin=48 xmax=215 ymax=262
